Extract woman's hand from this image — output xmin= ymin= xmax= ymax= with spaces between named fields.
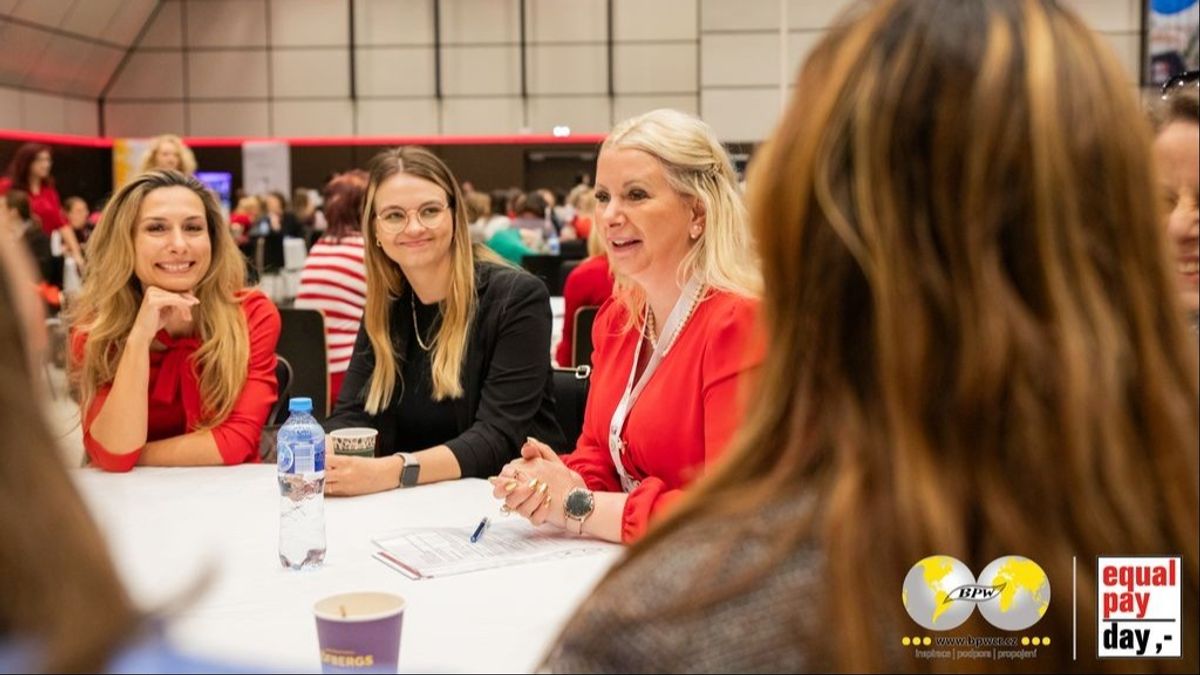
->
xmin=489 ymin=438 xmax=585 ymax=529
xmin=130 ymin=286 xmax=198 ymax=345
xmin=325 ymin=454 xmax=401 ymax=496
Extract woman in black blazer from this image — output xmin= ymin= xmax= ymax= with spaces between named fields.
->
xmin=324 ymin=147 xmax=564 ymax=496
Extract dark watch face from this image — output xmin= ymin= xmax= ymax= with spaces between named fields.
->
xmin=401 ymin=463 xmax=420 ymax=486
xmin=565 ymin=489 xmax=594 ymax=517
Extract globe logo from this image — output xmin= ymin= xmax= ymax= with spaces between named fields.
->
xmin=902 ymin=555 xmax=1050 ymax=631
xmin=976 ymin=556 xmax=1051 ymax=630
xmin=902 ymin=556 xmax=977 ymax=630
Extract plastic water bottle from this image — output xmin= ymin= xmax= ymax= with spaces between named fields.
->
xmin=278 ymin=397 xmax=326 ymax=570
xmin=547 ymin=234 xmax=561 ymax=255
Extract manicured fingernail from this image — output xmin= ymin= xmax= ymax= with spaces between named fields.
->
xmin=527 ymin=478 xmax=538 ymax=490
xmin=504 ymin=481 xmax=518 ymax=493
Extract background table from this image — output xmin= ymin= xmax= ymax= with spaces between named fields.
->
xmin=73 ymin=465 xmax=621 ymax=673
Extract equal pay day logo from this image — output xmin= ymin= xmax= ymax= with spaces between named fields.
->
xmin=1097 ymin=556 xmax=1182 ymax=658
xmin=902 ymin=556 xmax=1050 ymax=631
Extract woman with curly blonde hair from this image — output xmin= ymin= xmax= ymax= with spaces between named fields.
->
xmin=138 ymin=134 xmax=197 ymax=175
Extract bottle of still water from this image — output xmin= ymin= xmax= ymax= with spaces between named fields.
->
xmin=278 ymin=397 xmax=326 ymax=570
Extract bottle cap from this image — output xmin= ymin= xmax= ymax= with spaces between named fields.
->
xmin=288 ymin=397 xmax=313 ymax=413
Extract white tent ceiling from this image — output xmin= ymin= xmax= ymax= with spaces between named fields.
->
xmin=0 ymin=0 xmax=160 ymax=98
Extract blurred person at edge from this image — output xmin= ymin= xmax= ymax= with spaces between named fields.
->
xmin=0 ymin=227 xmax=253 ymax=673
xmin=544 ymin=0 xmax=1199 ymax=671
xmin=1151 ymin=81 xmax=1200 ymax=331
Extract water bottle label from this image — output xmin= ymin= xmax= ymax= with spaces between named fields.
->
xmin=294 ymin=443 xmax=315 ymax=474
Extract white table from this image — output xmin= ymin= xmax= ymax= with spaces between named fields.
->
xmin=73 ymin=465 xmax=621 ymax=673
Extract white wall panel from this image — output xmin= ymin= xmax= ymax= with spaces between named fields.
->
xmin=272 ymin=48 xmax=350 ymax=98
xmin=356 ymin=47 xmax=435 ymax=97
xmin=187 ymin=50 xmax=269 ymax=99
xmin=356 ymin=98 xmax=440 ymax=135
xmin=188 ymin=101 xmax=270 ymax=136
xmin=270 ymin=0 xmax=349 ymax=47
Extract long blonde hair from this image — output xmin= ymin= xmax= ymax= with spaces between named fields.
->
xmin=601 ymin=109 xmax=760 ymax=316
xmin=592 ymin=1 xmax=1199 ymax=671
xmin=361 ymin=147 xmax=492 ymax=411
xmin=69 ymin=170 xmax=250 ymax=428
xmin=137 ymin=134 xmax=197 ymax=175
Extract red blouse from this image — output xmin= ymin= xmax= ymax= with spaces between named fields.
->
xmin=80 ymin=291 xmax=281 ymax=472
xmin=0 ymin=178 xmax=64 ymax=234
xmin=563 ymin=291 xmax=763 ymax=542
xmin=555 ymin=255 xmax=614 ymax=367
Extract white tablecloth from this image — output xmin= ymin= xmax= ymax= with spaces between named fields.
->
xmin=73 ymin=465 xmax=621 ymax=673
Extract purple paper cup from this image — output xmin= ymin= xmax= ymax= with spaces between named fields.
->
xmin=314 ymin=592 xmax=406 ymax=674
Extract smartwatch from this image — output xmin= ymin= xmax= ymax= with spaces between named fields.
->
xmin=563 ymin=487 xmax=595 ymax=535
xmin=394 ymin=452 xmax=420 ymax=488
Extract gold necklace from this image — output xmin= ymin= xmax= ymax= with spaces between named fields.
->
xmin=411 ymin=293 xmax=437 ymax=351
xmin=644 ymin=284 xmax=705 ymax=355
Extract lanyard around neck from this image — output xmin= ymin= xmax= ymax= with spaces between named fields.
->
xmin=607 ymin=275 xmax=703 ymax=493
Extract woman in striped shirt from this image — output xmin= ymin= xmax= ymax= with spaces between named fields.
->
xmin=294 ymin=171 xmax=369 ymax=402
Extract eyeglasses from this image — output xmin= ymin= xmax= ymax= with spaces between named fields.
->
xmin=375 ymin=202 xmax=449 ymax=234
xmin=1160 ymin=70 xmax=1199 ymax=100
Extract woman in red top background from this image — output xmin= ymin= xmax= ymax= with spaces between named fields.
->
xmin=0 ymin=143 xmax=66 ymax=236
xmin=493 ymin=109 xmax=762 ymax=542
xmin=555 ymin=213 xmax=614 ymax=367
xmin=68 ymin=170 xmax=280 ymax=472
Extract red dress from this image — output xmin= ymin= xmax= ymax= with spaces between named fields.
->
xmin=555 ymin=255 xmax=614 ymax=367
xmin=563 ymin=291 xmax=763 ymax=542
xmin=80 ymin=291 xmax=281 ymax=472
xmin=0 ymin=178 xmax=64 ymax=234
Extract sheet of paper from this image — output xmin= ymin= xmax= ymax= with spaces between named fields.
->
xmin=372 ymin=520 xmax=615 ymax=579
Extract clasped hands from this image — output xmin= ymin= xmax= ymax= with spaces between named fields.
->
xmin=489 ymin=437 xmax=584 ymax=529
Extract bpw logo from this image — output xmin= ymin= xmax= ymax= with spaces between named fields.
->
xmin=948 ymin=584 xmax=1006 ymax=602
xmin=902 ymin=556 xmax=1050 ymax=631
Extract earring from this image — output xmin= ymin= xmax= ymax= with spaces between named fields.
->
xmin=376 ymin=239 xmax=383 ymax=248
xmin=690 ymin=228 xmax=702 ymax=240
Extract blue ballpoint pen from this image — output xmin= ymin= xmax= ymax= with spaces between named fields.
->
xmin=470 ymin=517 xmax=490 ymax=543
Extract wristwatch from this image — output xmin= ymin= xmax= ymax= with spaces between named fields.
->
xmin=394 ymin=452 xmax=420 ymax=488
xmin=563 ymin=487 xmax=595 ymax=535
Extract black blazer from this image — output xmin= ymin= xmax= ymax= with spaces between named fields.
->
xmin=326 ymin=261 xmax=566 ymax=477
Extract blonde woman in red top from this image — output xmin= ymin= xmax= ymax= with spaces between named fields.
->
xmin=492 ymin=109 xmax=762 ymax=542
xmin=69 ymin=171 xmax=280 ymax=472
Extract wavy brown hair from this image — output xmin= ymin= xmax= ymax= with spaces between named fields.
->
xmin=591 ymin=1 xmax=1200 ymax=672
xmin=68 ymin=170 xmax=250 ymax=427
xmin=0 ymin=236 xmax=140 ymax=671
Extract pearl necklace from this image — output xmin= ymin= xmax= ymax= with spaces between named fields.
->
xmin=644 ymin=283 xmax=706 ymax=355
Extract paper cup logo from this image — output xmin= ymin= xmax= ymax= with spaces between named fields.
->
xmin=903 ymin=555 xmax=1050 ymax=631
